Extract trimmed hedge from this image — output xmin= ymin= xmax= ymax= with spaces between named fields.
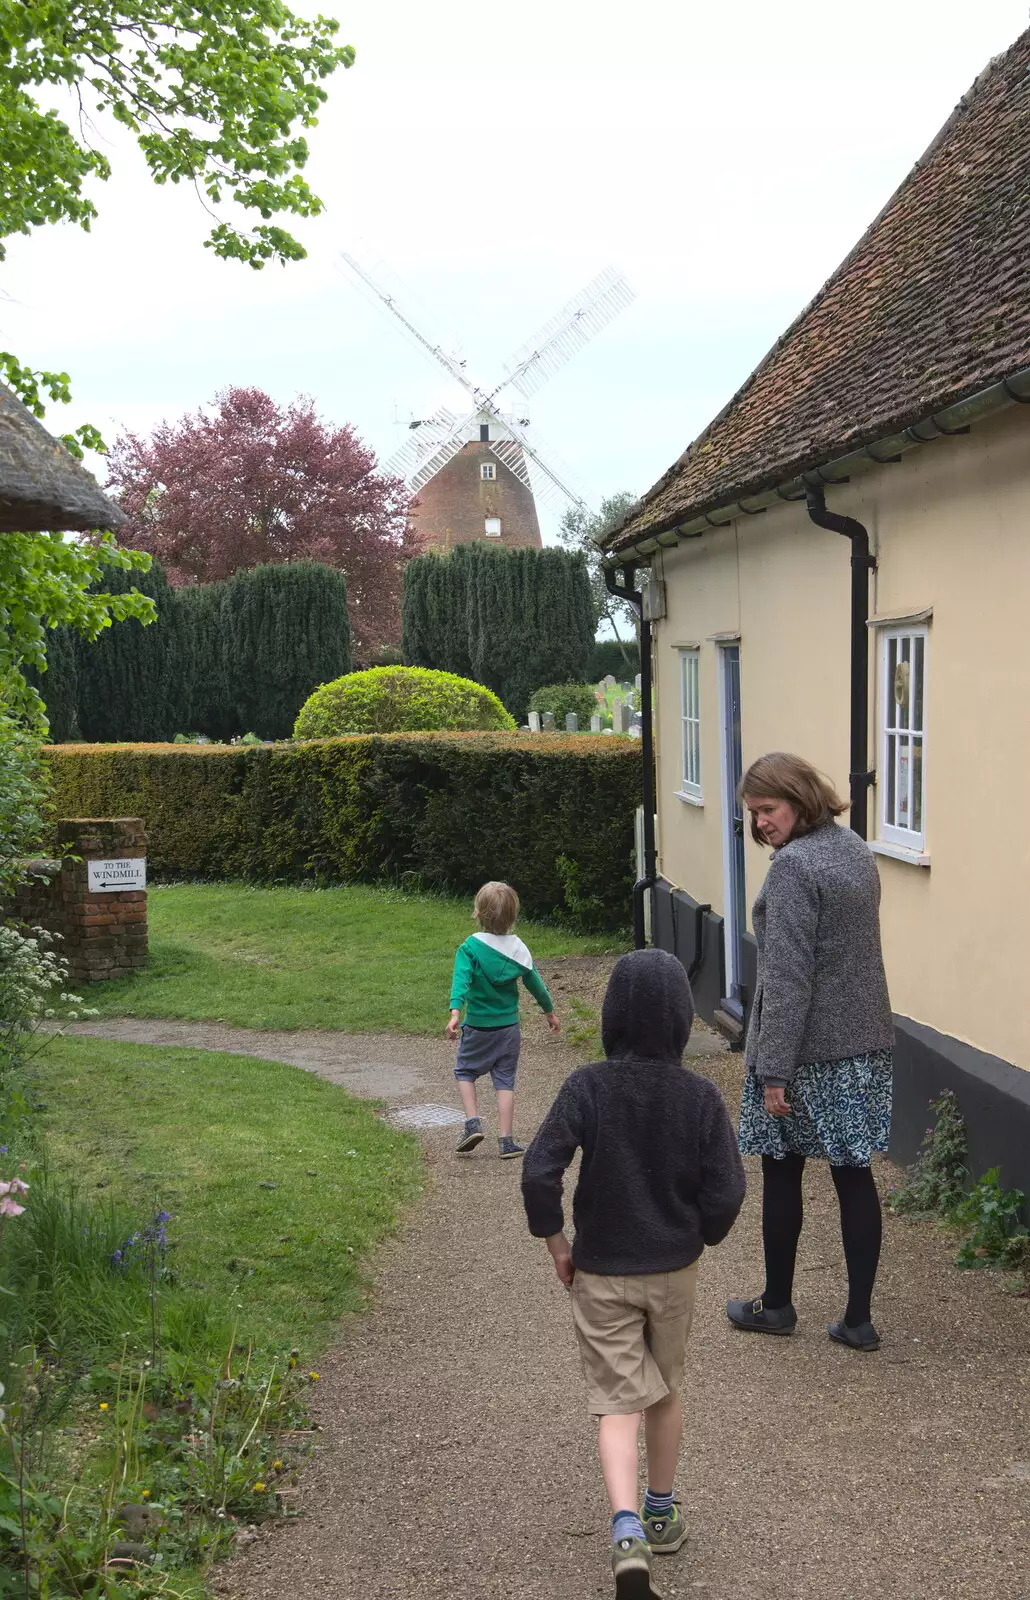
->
xmin=294 ymin=667 xmax=514 ymax=738
xmin=43 ymin=734 xmax=642 ymax=931
xmin=586 ymin=637 xmax=639 ymax=684
xmin=528 ymin=682 xmax=599 ymax=725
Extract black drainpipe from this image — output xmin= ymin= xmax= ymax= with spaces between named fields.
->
xmin=604 ymin=563 xmax=655 ymax=947
xmin=804 ymin=486 xmax=876 ymax=838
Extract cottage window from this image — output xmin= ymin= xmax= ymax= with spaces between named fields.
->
xmin=481 ymin=462 xmax=497 ymax=481
xmin=484 ymin=517 xmax=502 ymax=537
xmin=880 ymin=625 xmax=927 ymax=851
xmin=678 ymin=649 xmax=702 ymax=801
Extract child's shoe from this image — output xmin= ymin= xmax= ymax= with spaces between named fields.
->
xmin=455 ymin=1117 xmax=484 ymax=1154
xmin=642 ymin=1501 xmax=686 ymax=1555
xmin=611 ymin=1536 xmax=662 ymax=1598
xmin=498 ymin=1135 xmax=525 ymax=1160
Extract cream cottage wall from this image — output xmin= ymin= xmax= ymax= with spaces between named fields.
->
xmin=650 ymin=403 xmax=1030 ymax=1075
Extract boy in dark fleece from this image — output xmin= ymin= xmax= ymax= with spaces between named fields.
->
xmin=522 ymin=950 xmax=745 ymax=1600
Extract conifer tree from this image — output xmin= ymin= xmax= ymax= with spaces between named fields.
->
xmin=75 ymin=561 xmax=190 ymax=741
xmin=24 ymin=626 xmax=80 ymax=743
xmin=224 ymin=563 xmax=351 ymax=739
xmin=402 ymin=543 xmax=593 ymax=718
xmin=177 ymin=582 xmax=232 ymax=740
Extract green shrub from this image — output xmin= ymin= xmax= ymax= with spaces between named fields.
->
xmin=43 ymin=734 xmax=641 ymax=931
xmin=294 ymin=667 xmax=515 ymax=738
xmin=886 ymin=1089 xmax=968 ymax=1216
xmin=528 ymin=682 xmax=599 ymax=726
xmin=952 ymin=1169 xmax=1030 ymax=1274
xmin=586 ymin=637 xmax=639 ymax=684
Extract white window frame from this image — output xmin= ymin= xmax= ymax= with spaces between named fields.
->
xmin=879 ymin=623 xmax=927 ymax=852
xmin=480 ymin=462 xmax=497 ymax=481
xmin=677 ymin=648 xmax=702 ymax=802
xmin=484 ymin=517 xmax=502 ymax=537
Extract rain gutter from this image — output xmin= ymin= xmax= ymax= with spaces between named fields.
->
xmin=601 ymin=364 xmax=1030 ymax=567
xmin=605 ymin=563 xmax=655 ymax=950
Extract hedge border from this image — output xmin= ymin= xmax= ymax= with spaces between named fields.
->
xmin=43 ymin=733 xmax=642 ymax=932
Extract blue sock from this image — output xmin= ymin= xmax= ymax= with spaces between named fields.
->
xmin=643 ymin=1489 xmax=675 ymax=1518
xmin=612 ymin=1510 xmax=645 ymax=1545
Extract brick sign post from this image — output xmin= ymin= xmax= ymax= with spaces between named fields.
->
xmin=59 ymin=818 xmax=148 ymax=982
xmin=14 ymin=819 xmax=150 ymax=983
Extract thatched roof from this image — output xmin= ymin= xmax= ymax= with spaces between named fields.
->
xmin=0 ymin=381 xmax=126 ymax=533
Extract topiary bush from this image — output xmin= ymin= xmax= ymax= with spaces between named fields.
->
xmin=294 ymin=667 xmax=515 ymax=738
xmin=528 ymin=683 xmax=599 ymax=726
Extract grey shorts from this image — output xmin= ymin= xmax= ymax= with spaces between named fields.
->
xmin=454 ymin=1023 xmax=521 ymax=1091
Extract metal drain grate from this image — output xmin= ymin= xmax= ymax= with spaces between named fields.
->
xmin=391 ymin=1102 xmax=466 ymax=1130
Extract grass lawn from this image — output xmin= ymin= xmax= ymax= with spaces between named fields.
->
xmin=36 ymin=1033 xmax=424 ymax=1361
xmin=83 ymin=882 xmax=622 ymax=1033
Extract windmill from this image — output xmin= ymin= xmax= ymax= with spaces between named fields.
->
xmin=339 ymin=252 xmax=634 ymax=552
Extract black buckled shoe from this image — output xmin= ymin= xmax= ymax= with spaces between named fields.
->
xmin=828 ymin=1318 xmax=881 ymax=1352
xmin=726 ymin=1296 xmax=798 ymax=1336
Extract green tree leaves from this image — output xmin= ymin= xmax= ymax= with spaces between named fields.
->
xmin=0 ymin=0 xmax=354 ymax=732
xmin=0 ymin=0 xmax=354 ymax=270
xmin=0 ymin=531 xmax=154 ymax=730
xmin=557 ymin=492 xmax=640 ymax=657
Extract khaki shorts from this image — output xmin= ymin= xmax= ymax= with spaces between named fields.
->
xmin=571 ymin=1262 xmax=699 ymax=1416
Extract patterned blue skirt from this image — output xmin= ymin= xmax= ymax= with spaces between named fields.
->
xmin=737 ymin=1048 xmax=893 ymax=1167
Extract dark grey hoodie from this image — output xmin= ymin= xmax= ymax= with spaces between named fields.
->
xmin=521 ymin=949 xmax=746 ymax=1275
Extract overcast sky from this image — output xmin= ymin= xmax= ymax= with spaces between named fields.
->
xmin=3 ymin=0 xmax=1028 ymax=541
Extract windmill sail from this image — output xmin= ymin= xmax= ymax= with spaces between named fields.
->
xmin=384 ymin=407 xmax=462 ymax=481
xmin=498 ymin=268 xmax=635 ymax=402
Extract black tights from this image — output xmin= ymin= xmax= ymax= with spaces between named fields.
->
xmin=761 ymin=1154 xmax=882 ymax=1326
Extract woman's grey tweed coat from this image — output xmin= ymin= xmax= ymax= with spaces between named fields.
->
xmin=744 ymin=820 xmax=894 ymax=1086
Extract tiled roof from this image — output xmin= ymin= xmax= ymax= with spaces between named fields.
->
xmin=607 ymin=28 xmax=1030 ymax=554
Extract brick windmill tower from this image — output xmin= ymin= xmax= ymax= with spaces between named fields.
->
xmin=341 ymin=255 xmax=634 ymax=549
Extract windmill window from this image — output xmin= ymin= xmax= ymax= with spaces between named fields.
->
xmin=484 ymin=518 xmax=502 ymax=538
xmin=481 ymin=463 xmax=497 ymax=481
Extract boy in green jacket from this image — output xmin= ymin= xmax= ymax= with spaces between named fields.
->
xmin=447 ymin=880 xmax=560 ymax=1160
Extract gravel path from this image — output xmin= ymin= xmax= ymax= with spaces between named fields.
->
xmin=69 ymin=988 xmax=1030 ymax=1600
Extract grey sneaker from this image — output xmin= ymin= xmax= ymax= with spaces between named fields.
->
xmin=611 ymin=1536 xmax=662 ymax=1598
xmin=642 ymin=1501 xmax=686 ymax=1555
xmin=455 ymin=1117 xmax=484 ymax=1154
xmin=498 ymin=1135 xmax=525 ymax=1160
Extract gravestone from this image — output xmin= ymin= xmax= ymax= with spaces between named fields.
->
xmin=602 ymin=674 xmax=617 ymax=689
xmin=542 ymin=711 xmax=556 ymax=732
xmin=528 ymin=711 xmax=542 ymax=733
xmin=611 ymin=699 xmax=630 ymax=734
xmin=565 ymin=713 xmax=579 ymax=732
xmin=635 ymin=673 xmax=642 ymax=692
xmin=590 ymin=714 xmax=602 ymax=732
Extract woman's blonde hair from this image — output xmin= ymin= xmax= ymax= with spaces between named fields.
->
xmin=740 ymin=752 xmax=847 ymax=845
xmin=473 ymin=880 xmax=519 ymax=934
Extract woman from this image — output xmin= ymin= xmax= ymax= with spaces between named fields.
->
xmin=726 ymin=752 xmax=894 ymax=1352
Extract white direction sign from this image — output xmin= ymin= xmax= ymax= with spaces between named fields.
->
xmin=87 ymin=857 xmax=147 ymax=893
